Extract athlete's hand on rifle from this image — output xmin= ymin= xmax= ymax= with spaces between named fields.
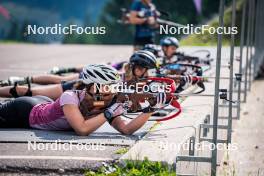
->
xmin=142 ymin=92 xmax=167 ymax=113
xmin=154 ymin=92 xmax=167 ymax=108
xmin=106 ymin=103 xmax=125 ymax=117
xmin=104 ymin=102 xmax=126 ymax=124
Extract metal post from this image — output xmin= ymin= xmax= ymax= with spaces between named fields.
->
xmin=211 ymin=0 xmax=225 ymax=175
xmin=262 ymin=0 xmax=264 ymax=62
xmin=259 ymin=0 xmax=263 ymax=69
xmin=260 ymin=0 xmax=263 ymax=74
xmin=254 ymin=0 xmax=261 ymax=76
xmin=262 ymin=0 xmax=264 ymax=50
xmin=227 ymin=0 xmax=236 ymax=144
xmin=249 ymin=0 xmax=253 ymax=88
xmin=237 ymin=0 xmax=246 ymax=120
xmin=255 ymin=0 xmax=263 ymax=77
xmin=243 ymin=0 xmax=251 ymax=102
xmin=262 ymin=0 xmax=264 ymax=58
xmin=248 ymin=0 xmax=255 ymax=90
xmin=253 ymin=0 xmax=260 ymax=76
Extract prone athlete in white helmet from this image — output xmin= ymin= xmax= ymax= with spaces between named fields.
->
xmin=160 ymin=36 xmax=181 ymax=65
xmin=160 ymin=36 xmax=206 ymax=66
xmin=0 ymin=51 xmax=160 ymax=100
xmin=0 ymin=64 xmax=166 ymax=135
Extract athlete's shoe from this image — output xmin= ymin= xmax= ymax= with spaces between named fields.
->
xmin=8 ymin=76 xmax=28 ymax=85
xmin=50 ymin=67 xmax=61 ymax=75
xmin=0 ymin=80 xmax=9 ymax=87
xmin=50 ymin=67 xmax=76 ymax=75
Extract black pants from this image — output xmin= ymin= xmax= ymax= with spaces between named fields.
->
xmin=61 ymin=80 xmax=78 ymax=92
xmin=134 ymin=36 xmax=154 ymax=50
xmin=0 ymin=96 xmax=52 ymax=128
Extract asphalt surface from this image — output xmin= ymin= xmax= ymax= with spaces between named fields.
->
xmin=0 ymin=44 xmax=132 ymax=79
xmin=0 ymin=44 xmax=135 ymax=175
xmin=0 ymin=44 xmax=246 ymax=175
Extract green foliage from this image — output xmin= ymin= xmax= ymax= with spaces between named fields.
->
xmin=6 ymin=20 xmax=30 ymax=42
xmin=84 ymin=158 xmax=176 ymax=176
xmin=63 ymin=32 xmax=97 ymax=44
xmin=181 ymin=0 xmax=244 ymax=46
xmin=114 ymin=148 xmax=129 ymax=155
xmin=96 ymin=0 xmax=134 ymax=44
xmin=96 ymin=0 xmax=225 ymax=45
xmin=63 ymin=32 xmax=79 ymax=44
xmin=3 ymin=0 xmax=237 ymax=45
xmin=62 ymin=21 xmax=98 ymax=44
xmin=63 ymin=0 xmax=134 ymax=44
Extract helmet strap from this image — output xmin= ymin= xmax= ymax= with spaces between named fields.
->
xmin=131 ymin=64 xmax=147 ymax=79
xmin=140 ymin=69 xmax=148 ymax=79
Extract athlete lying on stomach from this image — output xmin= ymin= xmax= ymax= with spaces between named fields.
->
xmin=0 ymin=50 xmax=158 ymax=100
xmin=0 ymin=64 xmax=166 ymax=136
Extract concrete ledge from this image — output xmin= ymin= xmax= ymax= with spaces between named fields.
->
xmin=120 ymin=92 xmax=214 ymax=164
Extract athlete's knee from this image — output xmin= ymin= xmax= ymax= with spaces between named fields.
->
xmin=9 ymin=80 xmax=32 ymax=98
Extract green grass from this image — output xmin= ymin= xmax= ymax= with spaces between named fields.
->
xmin=114 ymin=148 xmax=129 ymax=155
xmin=0 ymin=40 xmax=21 ymax=44
xmin=84 ymin=158 xmax=176 ymax=176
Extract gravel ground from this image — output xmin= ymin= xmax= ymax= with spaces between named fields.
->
xmin=218 ymin=79 xmax=264 ymax=176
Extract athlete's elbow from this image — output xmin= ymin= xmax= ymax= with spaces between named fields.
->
xmin=75 ymin=128 xmax=92 ymax=136
xmin=119 ymin=128 xmax=134 ymax=135
xmin=76 ymin=131 xmax=88 ymax=136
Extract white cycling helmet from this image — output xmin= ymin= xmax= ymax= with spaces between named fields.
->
xmin=160 ymin=37 xmax=180 ymax=48
xmin=82 ymin=64 xmax=121 ymax=85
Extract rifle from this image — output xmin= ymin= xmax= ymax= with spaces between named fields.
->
xmin=159 ymin=50 xmax=214 ymax=77
xmin=190 ymin=49 xmax=212 ymax=59
xmin=174 ymin=52 xmax=212 ymax=66
xmin=172 ymin=75 xmax=205 ymax=94
xmin=80 ymin=77 xmax=182 ymax=121
xmin=117 ymin=8 xmax=185 ymax=28
xmin=160 ymin=63 xmax=204 ymax=76
xmin=157 ymin=74 xmax=206 ymax=94
xmin=168 ymin=49 xmax=214 ymax=66
xmin=114 ymin=75 xmax=210 ymax=121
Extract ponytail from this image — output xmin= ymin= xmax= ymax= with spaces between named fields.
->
xmin=123 ymin=63 xmax=133 ymax=81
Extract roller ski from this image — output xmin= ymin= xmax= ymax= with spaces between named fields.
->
xmin=0 ymin=76 xmax=30 ymax=87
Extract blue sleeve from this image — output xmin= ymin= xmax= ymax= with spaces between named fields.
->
xmin=130 ymin=0 xmax=141 ymax=11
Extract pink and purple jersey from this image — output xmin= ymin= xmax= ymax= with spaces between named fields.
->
xmin=29 ymin=91 xmax=85 ymax=130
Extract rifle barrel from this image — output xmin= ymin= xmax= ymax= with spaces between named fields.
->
xmin=118 ymin=91 xmax=215 ymax=97
xmin=172 ymin=93 xmax=215 ymax=97
xmin=156 ymin=18 xmax=186 ymax=27
xmin=205 ymin=76 xmax=238 ymax=80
